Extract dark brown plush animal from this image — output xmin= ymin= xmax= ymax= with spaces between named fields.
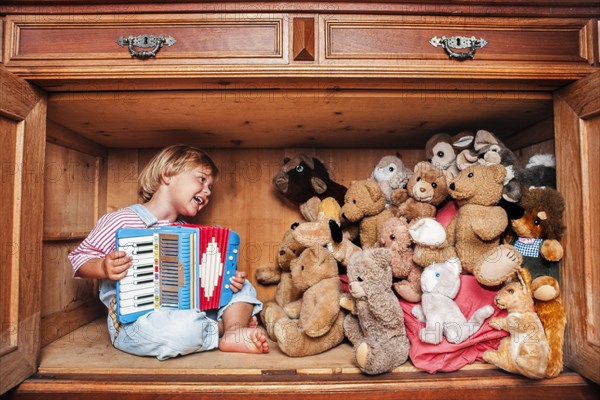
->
xmin=272 ymin=154 xmax=347 ymax=206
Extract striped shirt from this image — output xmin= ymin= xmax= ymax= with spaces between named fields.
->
xmin=68 ymin=207 xmax=172 ymax=276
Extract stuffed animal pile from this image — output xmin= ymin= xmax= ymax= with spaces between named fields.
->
xmin=262 ymin=137 xmax=566 ymax=379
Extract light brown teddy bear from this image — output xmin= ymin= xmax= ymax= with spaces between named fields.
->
xmin=341 ymin=179 xmax=395 ymax=249
xmin=255 ymin=223 xmax=304 ymax=285
xmin=483 ymin=269 xmax=550 ymax=379
xmin=381 ymin=217 xmax=422 ymax=302
xmin=341 ymin=248 xmax=410 ymax=375
xmin=390 ymin=161 xmax=450 ymax=222
xmin=446 ymin=164 xmax=522 ymax=286
xmin=263 ymin=245 xmax=345 ymax=357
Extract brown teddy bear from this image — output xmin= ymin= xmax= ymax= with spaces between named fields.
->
xmin=425 ymin=131 xmax=474 ymax=178
xmin=483 ymin=268 xmax=550 ymax=379
xmin=380 ymin=217 xmax=423 ymax=302
xmin=255 ymin=223 xmax=304 ymax=285
xmin=504 ymin=187 xmax=565 ymax=281
xmin=446 ymin=164 xmax=522 ymax=286
xmin=341 ymin=248 xmax=410 ymax=375
xmin=391 ymin=161 xmax=450 ymax=222
xmin=263 ymin=245 xmax=346 ymax=357
xmin=340 ymin=179 xmax=395 ymax=249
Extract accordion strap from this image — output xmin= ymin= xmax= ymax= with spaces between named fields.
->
xmin=128 ymin=203 xmax=158 ymax=228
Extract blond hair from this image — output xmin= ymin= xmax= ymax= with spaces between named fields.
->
xmin=138 ymin=144 xmax=218 ymax=202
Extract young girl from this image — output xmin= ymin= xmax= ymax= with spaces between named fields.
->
xmin=69 ymin=144 xmax=269 ymax=359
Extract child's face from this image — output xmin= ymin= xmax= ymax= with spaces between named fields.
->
xmin=167 ymin=164 xmax=214 ymax=217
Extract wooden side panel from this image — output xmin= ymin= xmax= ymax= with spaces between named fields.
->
xmin=554 ymin=70 xmax=600 ymax=384
xmin=41 ymin=128 xmax=108 ymax=347
xmin=0 ymin=67 xmax=46 ymax=395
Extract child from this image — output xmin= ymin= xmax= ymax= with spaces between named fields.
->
xmin=68 ymin=144 xmax=269 ymax=360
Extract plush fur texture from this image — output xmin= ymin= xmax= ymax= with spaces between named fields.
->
xmin=272 ymin=153 xmax=347 ymax=206
xmin=370 ymin=154 xmax=413 ymax=204
xmin=409 ymin=217 xmax=458 ymax=268
xmin=505 ymin=187 xmax=566 ymax=280
xmin=446 ymin=164 xmax=522 ymax=286
xmin=263 ymin=246 xmax=345 ymax=357
xmin=342 ymin=248 xmax=410 ymax=375
xmin=531 ymin=275 xmax=566 ymax=378
xmin=483 ymin=269 xmax=550 ymax=379
xmin=255 ymin=223 xmax=304 ymax=285
xmin=381 ymin=217 xmax=422 ymax=302
xmin=460 ymin=130 xmax=556 ymax=203
xmin=412 ymin=258 xmax=494 ymax=344
xmin=392 ymin=161 xmax=450 ymax=222
xmin=425 ymin=131 xmax=474 ymax=178
xmin=341 ymin=179 xmax=395 ymax=248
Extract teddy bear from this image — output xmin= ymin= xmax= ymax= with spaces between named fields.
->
xmin=425 ymin=131 xmax=474 ymax=178
xmin=458 ymin=130 xmax=556 ymax=202
xmin=483 ymin=268 xmax=550 ymax=379
xmin=390 ymin=161 xmax=450 ymax=222
xmin=504 ymin=187 xmax=565 ymax=282
xmin=341 ymin=248 xmax=410 ymax=375
xmin=530 ymin=275 xmax=567 ymax=378
xmin=408 ymin=217 xmax=457 ymax=268
xmin=380 ymin=217 xmax=422 ymax=302
xmin=272 ymin=154 xmax=347 ymax=213
xmin=340 ymin=179 xmax=395 ymax=249
xmin=446 ymin=163 xmax=523 ymax=286
xmin=370 ymin=154 xmax=413 ymax=204
xmin=262 ymin=245 xmax=346 ymax=357
xmin=411 ymin=258 xmax=494 ymax=344
xmin=255 ymin=222 xmax=304 ymax=285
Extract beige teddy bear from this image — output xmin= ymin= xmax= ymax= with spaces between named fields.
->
xmin=263 ymin=245 xmax=345 ymax=357
xmin=408 ymin=217 xmax=457 ymax=268
xmin=340 ymin=179 xmax=395 ymax=249
xmin=341 ymin=248 xmax=410 ymax=375
xmin=381 ymin=217 xmax=422 ymax=302
xmin=446 ymin=164 xmax=522 ymax=286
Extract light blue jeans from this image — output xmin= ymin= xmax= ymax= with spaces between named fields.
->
xmin=105 ymin=280 xmax=262 ymax=360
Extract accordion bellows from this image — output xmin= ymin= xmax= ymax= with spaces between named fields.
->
xmin=115 ymin=225 xmax=240 ymax=324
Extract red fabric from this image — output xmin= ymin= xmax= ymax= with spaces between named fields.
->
xmin=435 ymin=199 xmax=458 ymax=228
xmin=399 ymin=275 xmax=508 ymax=373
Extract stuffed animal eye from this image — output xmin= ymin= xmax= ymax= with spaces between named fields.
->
xmin=534 ymin=219 xmax=540 ymax=225
xmin=352 ymin=199 xmax=357 ymax=204
xmin=435 ymin=272 xmax=440 ymax=278
xmin=390 ymin=234 xmax=396 ymax=240
xmin=508 ymin=288 xmax=514 ymax=294
xmin=295 ymin=165 xmax=304 ymax=172
xmin=279 ymin=250 xmax=286 ymax=256
xmin=437 ymin=151 xmax=444 ymax=157
xmin=432 ymin=182 xmax=437 ymax=188
xmin=301 ymin=265 xmax=305 ymax=271
xmin=388 ymin=166 xmax=395 ymax=172
xmin=468 ymin=172 xmax=474 ymax=178
xmin=357 ymin=276 xmax=363 ymax=282
xmin=490 ymin=145 xmax=500 ymax=152
xmin=417 ymin=177 xmax=422 ymax=182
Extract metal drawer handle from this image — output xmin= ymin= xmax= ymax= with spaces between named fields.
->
xmin=430 ymin=36 xmax=487 ymax=61
xmin=116 ymin=34 xmax=176 ymax=59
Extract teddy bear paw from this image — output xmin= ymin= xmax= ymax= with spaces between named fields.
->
xmin=475 ymin=245 xmax=522 ymax=286
xmin=356 ymin=342 xmax=369 ymax=369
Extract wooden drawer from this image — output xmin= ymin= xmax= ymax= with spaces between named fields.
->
xmin=4 ymin=14 xmax=288 ymax=67
xmin=320 ymin=15 xmax=596 ymax=65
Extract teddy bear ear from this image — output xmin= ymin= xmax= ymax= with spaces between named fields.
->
xmin=491 ymin=164 xmax=507 ymax=184
xmin=328 ymin=219 xmax=343 ymax=243
xmin=298 ymin=154 xmax=315 ymax=169
xmin=446 ymin=258 xmax=462 ymax=275
xmin=311 ymin=176 xmax=328 ymax=194
xmin=365 ymin=179 xmax=384 ymax=201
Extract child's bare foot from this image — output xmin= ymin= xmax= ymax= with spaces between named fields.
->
xmin=219 ymin=327 xmax=269 ymax=354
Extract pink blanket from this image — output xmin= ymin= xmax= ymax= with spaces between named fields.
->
xmin=399 ymin=275 xmax=508 ymax=373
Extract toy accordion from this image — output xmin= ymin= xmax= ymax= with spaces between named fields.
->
xmin=115 ymin=225 xmax=240 ymax=324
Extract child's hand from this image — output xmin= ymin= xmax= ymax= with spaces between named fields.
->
xmin=102 ymin=250 xmax=132 ymax=281
xmin=229 ymin=271 xmax=247 ymax=293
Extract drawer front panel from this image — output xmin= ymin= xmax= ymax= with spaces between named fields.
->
xmin=322 ymin=16 xmax=590 ymax=63
xmin=7 ymin=15 xmax=287 ymax=65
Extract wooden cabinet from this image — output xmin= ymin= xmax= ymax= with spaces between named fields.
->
xmin=1 ymin=1 xmax=599 ymax=398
